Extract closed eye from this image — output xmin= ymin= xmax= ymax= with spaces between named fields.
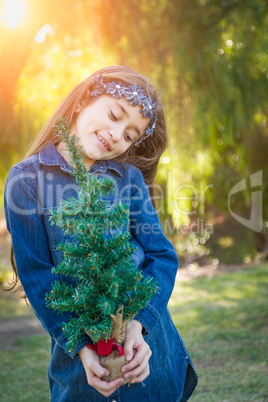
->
xmin=109 ymin=110 xmax=118 ymax=121
xmin=124 ymin=132 xmax=133 ymax=142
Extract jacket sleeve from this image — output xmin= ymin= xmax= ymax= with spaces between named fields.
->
xmin=129 ymin=168 xmax=179 ymax=334
xmin=4 ymin=167 xmax=91 ymax=358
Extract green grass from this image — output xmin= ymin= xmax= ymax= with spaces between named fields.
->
xmin=0 ymin=335 xmax=51 ymax=401
xmin=0 ymin=264 xmax=267 ymax=401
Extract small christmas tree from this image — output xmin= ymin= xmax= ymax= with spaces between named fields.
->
xmin=45 ymin=118 xmax=159 ymax=380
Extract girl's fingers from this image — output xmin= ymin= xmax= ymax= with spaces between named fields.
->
xmin=123 ymin=338 xmax=134 ymax=362
xmin=122 ymin=343 xmax=151 ymax=373
xmin=123 ymin=320 xmax=143 ymax=361
xmin=91 ymin=364 xmax=109 ymax=378
xmin=92 ymin=376 xmax=125 ymax=391
xmin=79 ymin=347 xmax=125 ymax=397
xmin=121 ymin=321 xmax=152 ymax=383
xmin=89 ymin=374 xmax=125 ymax=397
xmin=123 ymin=355 xmax=148 ymax=378
xmin=130 ymin=365 xmax=150 ymax=384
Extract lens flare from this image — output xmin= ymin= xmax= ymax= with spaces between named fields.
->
xmin=1 ymin=0 xmax=27 ymax=29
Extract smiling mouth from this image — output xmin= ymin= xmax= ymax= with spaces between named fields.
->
xmin=95 ymin=133 xmax=111 ymax=151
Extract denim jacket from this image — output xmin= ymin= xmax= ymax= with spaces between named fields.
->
xmin=4 ymin=143 xmax=198 ymax=401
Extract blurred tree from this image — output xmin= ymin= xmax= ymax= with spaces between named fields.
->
xmin=168 ymin=0 xmax=268 ymax=251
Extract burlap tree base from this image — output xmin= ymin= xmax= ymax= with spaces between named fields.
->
xmin=100 ymin=350 xmax=130 ymax=384
xmin=98 ymin=306 xmax=135 ymax=383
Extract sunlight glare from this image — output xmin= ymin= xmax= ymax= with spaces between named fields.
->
xmin=1 ymin=0 xmax=27 ymax=29
xmin=35 ymin=24 xmax=55 ymax=44
xmin=161 ymin=156 xmax=170 ymax=164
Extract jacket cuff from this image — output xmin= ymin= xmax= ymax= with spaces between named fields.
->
xmin=134 ymin=303 xmax=160 ymax=336
xmin=55 ymin=332 xmax=92 ymax=359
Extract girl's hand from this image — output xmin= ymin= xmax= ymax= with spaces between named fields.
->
xmin=78 ymin=346 xmax=124 ymax=397
xmin=122 ymin=320 xmax=152 ymax=384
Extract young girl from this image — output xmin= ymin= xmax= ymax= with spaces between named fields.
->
xmin=4 ymin=65 xmax=198 ymax=401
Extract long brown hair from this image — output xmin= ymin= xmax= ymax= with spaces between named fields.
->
xmin=8 ymin=65 xmax=167 ymax=297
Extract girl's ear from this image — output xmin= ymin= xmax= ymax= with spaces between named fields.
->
xmin=74 ymin=103 xmax=83 ymax=113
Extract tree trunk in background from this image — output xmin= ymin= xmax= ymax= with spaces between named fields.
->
xmin=256 ymin=232 xmax=267 ymax=253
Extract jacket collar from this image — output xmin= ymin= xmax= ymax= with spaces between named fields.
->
xmin=39 ymin=143 xmax=124 ymax=177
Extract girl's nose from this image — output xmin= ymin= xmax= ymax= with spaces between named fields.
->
xmin=109 ymin=127 xmax=122 ymax=141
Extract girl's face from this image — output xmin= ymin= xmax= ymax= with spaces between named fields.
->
xmin=70 ymin=94 xmax=150 ymax=168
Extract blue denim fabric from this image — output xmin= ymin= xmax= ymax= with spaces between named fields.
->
xmin=4 ymin=143 xmax=198 ymax=401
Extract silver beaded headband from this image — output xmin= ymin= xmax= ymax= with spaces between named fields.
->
xmin=89 ymin=75 xmax=158 ymax=146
